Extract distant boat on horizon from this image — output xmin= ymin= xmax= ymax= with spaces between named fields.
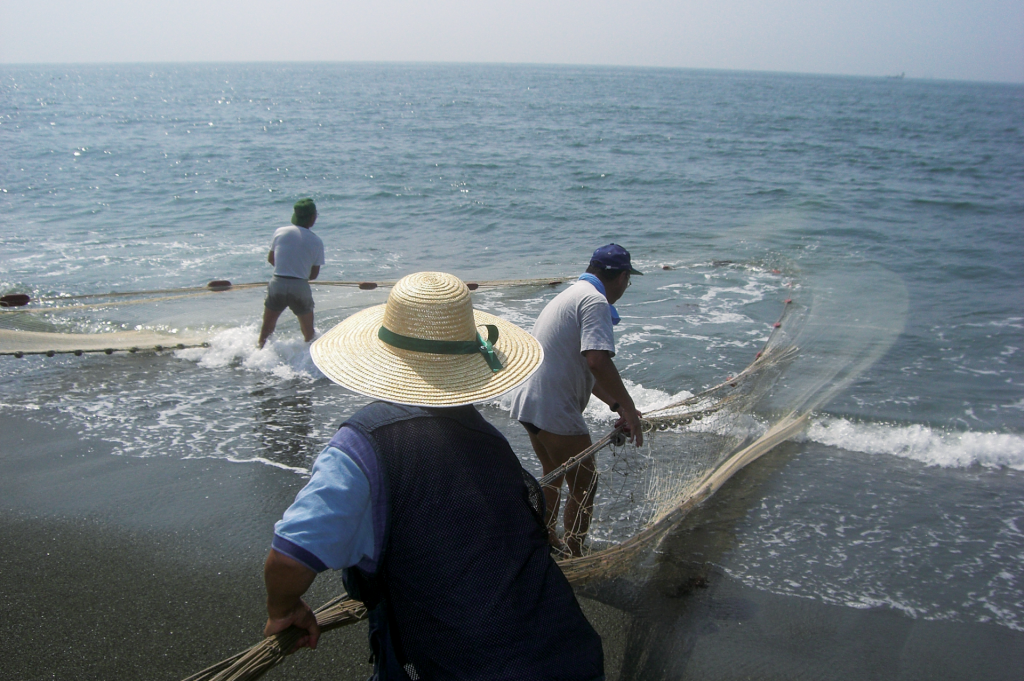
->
xmin=886 ymin=72 xmax=906 ymax=79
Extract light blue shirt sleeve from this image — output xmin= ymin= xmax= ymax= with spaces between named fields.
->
xmin=273 ymin=445 xmax=375 ymax=572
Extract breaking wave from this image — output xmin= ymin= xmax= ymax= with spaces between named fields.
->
xmin=805 ymin=416 xmax=1024 ymax=471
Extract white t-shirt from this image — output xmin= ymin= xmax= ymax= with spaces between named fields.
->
xmin=507 ymin=280 xmax=615 ymax=436
xmin=270 ymin=225 xmax=325 ymax=280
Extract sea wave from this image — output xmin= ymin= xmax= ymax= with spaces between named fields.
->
xmin=804 ymin=416 xmax=1024 ymax=471
xmin=580 ymin=381 xmax=696 ymax=421
xmin=176 ymin=326 xmax=323 ymax=381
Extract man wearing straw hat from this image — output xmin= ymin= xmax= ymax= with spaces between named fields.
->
xmin=257 ymin=198 xmax=325 ymax=348
xmin=508 ymin=243 xmax=644 ymax=557
xmin=263 ymin=272 xmax=604 ymax=680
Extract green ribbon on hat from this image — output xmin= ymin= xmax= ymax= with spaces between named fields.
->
xmin=377 ymin=324 xmax=504 ymax=373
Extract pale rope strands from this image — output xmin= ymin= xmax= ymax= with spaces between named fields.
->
xmin=0 ymin=277 xmax=572 ymax=314
xmin=0 ymin=276 xmax=572 ymax=357
xmin=181 ymin=301 xmax=809 ymax=681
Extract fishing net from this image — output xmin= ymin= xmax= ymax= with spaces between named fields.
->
xmin=3 ymin=268 xmax=906 ymax=681
xmin=179 ymin=263 xmax=908 ymax=681
xmin=183 ymin=306 xmax=809 ymax=679
xmin=0 ymin=277 xmax=571 ymax=356
xmin=530 ymin=299 xmax=805 ymax=586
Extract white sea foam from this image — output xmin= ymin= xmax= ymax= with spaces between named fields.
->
xmin=582 ymin=380 xmax=695 ymax=421
xmin=0 ymin=401 xmax=40 ymax=410
xmin=496 ymin=380 xmax=694 ymax=424
xmin=805 ymin=416 xmax=1024 ymax=471
xmin=175 ymin=326 xmax=323 ymax=381
xmin=215 ymin=454 xmax=311 ymax=476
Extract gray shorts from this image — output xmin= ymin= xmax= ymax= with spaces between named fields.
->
xmin=265 ymin=276 xmax=314 ymax=315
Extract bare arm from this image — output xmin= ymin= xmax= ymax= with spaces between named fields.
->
xmin=591 ymin=381 xmax=616 ymax=407
xmin=309 ymin=265 xmax=320 ymax=281
xmin=264 ymin=548 xmax=320 ymax=652
xmin=267 ymin=250 xmax=275 ymax=266
xmin=584 ymin=349 xmax=643 ymax=446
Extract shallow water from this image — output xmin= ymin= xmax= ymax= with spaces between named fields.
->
xmin=1 ymin=64 xmax=1022 ymax=645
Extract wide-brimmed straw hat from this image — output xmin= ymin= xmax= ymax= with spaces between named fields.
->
xmin=310 ymin=272 xmax=543 ymax=407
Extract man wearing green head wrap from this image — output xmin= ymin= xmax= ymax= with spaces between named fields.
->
xmin=258 ymin=198 xmax=326 ymax=348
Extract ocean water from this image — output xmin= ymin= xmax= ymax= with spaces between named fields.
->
xmin=1 ymin=63 xmax=1023 ymax=646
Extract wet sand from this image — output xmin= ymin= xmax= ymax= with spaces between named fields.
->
xmin=584 ymin=442 xmax=1024 ymax=680
xmin=0 ymin=414 xmax=626 ymax=680
xmin=0 ymin=413 xmax=366 ymax=680
xmin=2 ymin=415 xmax=1021 ymax=680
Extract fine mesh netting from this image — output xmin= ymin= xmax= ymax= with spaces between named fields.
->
xmin=552 ymin=264 xmax=908 ymax=590
xmin=179 ymin=300 xmax=813 ymax=681
xmin=544 ymin=299 xmax=805 ymax=586
xmin=0 ymin=287 xmax=222 ymax=355
xmin=19 ymin=268 xmax=904 ymax=681
xmin=182 ymin=265 xmax=909 ymax=680
xmin=0 ymin=277 xmax=570 ymax=356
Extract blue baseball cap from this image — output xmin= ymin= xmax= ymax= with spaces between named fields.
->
xmin=590 ymin=244 xmax=642 ymax=275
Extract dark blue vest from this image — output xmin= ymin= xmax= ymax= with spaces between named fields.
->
xmin=341 ymin=401 xmax=604 ymax=681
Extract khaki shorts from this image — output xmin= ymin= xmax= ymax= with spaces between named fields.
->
xmin=265 ymin=276 xmax=314 ymax=315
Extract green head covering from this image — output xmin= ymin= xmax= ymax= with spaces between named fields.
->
xmin=291 ymin=198 xmax=317 ymax=227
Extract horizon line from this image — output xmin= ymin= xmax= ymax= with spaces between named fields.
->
xmin=1 ymin=59 xmax=1021 ymax=86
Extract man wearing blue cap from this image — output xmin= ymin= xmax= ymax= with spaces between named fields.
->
xmin=258 ymin=198 xmax=325 ymax=349
xmin=508 ymin=243 xmax=643 ymax=556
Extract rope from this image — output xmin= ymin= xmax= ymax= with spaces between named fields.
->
xmin=20 ymin=282 xmax=265 ymax=302
xmin=0 ymin=290 xmax=230 ymax=314
xmin=538 ymin=427 xmax=623 ymax=487
xmin=2 ymin=276 xmax=572 ymax=313
xmin=178 ymin=423 xmax=624 ymax=681
xmin=642 ymin=299 xmax=795 ymax=422
xmin=0 ymin=276 xmax=574 ymax=358
xmin=179 ymin=412 xmax=810 ymax=681
xmin=0 ymin=342 xmax=209 ymax=358
xmin=177 ymin=297 xmax=809 ymax=681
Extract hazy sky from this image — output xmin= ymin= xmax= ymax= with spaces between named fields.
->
xmin=2 ymin=0 xmax=1022 ymax=83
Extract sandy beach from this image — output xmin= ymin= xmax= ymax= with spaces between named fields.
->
xmin=3 ymin=412 xmax=1021 ymax=680
xmin=0 ymin=413 xmax=367 ymax=680
xmin=0 ymin=413 xmax=630 ymax=680
xmin=3 ymin=58 xmax=1022 ymax=680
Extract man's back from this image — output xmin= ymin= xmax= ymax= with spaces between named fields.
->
xmin=261 ymin=271 xmax=601 ymax=677
xmin=270 ymin=224 xmax=324 ymax=279
xmin=508 ymin=281 xmax=615 ymax=435
xmin=344 ymin=402 xmax=604 ymax=680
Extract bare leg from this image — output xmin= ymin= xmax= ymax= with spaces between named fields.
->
xmin=258 ymin=307 xmax=284 ymax=348
xmin=525 ymin=429 xmax=564 ymax=547
xmin=297 ymin=312 xmax=315 ymax=342
xmin=526 ymin=428 xmax=595 ymax=556
xmin=563 ymin=454 xmax=598 ymax=556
